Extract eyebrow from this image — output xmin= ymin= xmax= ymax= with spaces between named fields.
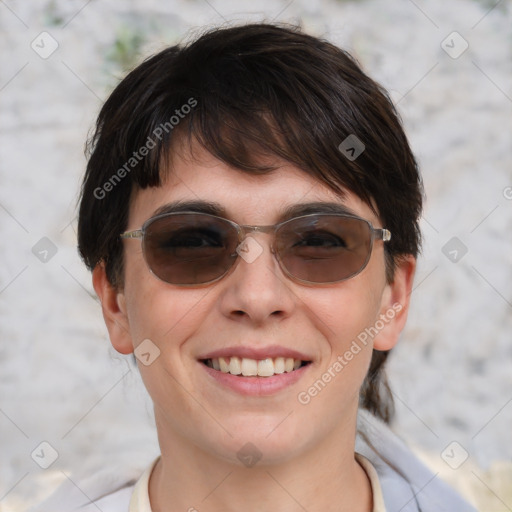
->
xmin=151 ymin=200 xmax=358 ymax=222
xmin=152 ymin=200 xmax=227 ymax=218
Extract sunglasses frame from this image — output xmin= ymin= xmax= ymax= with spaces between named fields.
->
xmin=120 ymin=211 xmax=391 ymax=286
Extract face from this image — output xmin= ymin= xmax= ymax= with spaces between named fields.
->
xmin=96 ymin=145 xmax=413 ymax=467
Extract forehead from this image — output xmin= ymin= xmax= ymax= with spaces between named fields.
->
xmin=128 ymin=145 xmax=379 ymax=227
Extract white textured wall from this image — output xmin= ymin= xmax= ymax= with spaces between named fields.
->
xmin=1 ymin=0 xmax=510 ymax=509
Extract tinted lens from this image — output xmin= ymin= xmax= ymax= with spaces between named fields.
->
xmin=143 ymin=214 xmax=239 ymax=285
xmin=276 ymin=215 xmax=372 ymax=283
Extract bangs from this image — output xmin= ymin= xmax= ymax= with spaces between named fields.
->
xmin=122 ymin=26 xmax=377 ymax=204
xmin=159 ymin=107 xmax=350 ymax=202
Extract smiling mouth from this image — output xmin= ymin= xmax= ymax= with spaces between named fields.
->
xmin=201 ymin=357 xmax=311 ymax=377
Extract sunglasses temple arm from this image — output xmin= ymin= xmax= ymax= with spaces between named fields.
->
xmin=120 ymin=229 xmax=143 ymax=239
xmin=376 ymin=228 xmax=392 ymax=242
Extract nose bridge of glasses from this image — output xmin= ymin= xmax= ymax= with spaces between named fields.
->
xmin=237 ymin=224 xmax=277 ymax=253
xmin=239 ymin=223 xmax=275 ymax=235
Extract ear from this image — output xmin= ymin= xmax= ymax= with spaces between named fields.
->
xmin=92 ymin=263 xmax=134 ymax=354
xmin=373 ymin=255 xmax=416 ymax=351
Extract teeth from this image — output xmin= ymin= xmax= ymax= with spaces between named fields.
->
xmin=206 ymin=356 xmax=306 ymax=377
xmin=241 ymin=358 xmax=258 ymax=376
xmin=229 ymin=356 xmax=242 ymax=375
xmin=258 ymin=358 xmax=274 ymax=377
xmin=274 ymin=357 xmax=285 ymax=374
xmin=219 ymin=357 xmax=230 ymax=373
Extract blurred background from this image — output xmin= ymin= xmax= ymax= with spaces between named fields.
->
xmin=1 ymin=0 xmax=511 ymax=510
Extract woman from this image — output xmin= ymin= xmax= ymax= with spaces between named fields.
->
xmin=36 ymin=23 xmax=476 ymax=512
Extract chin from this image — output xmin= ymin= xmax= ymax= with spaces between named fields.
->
xmin=197 ymin=413 xmax=309 ymax=467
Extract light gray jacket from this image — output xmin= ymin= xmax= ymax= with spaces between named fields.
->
xmin=355 ymin=410 xmax=477 ymax=511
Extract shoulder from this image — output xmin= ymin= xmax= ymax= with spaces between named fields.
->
xmin=76 ymin=486 xmax=134 ymax=512
xmin=356 ymin=409 xmax=477 ymax=512
xmin=29 ymin=463 xmax=143 ymax=512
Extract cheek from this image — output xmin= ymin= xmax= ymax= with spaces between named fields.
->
xmin=122 ymin=277 xmax=212 ymax=418
xmin=121 ymin=246 xmax=208 ymax=353
xmin=301 ymin=275 xmax=385 ymax=397
xmin=292 ymin=293 xmax=381 ymax=438
xmin=310 ymin=280 xmax=384 ymax=353
xmin=124 ymin=281 xmax=207 ymax=347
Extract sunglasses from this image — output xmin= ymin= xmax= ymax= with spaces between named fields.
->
xmin=120 ymin=211 xmax=391 ymax=286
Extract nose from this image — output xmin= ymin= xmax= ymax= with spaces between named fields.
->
xmin=218 ymin=233 xmax=296 ymax=326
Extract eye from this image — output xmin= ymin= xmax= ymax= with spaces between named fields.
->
xmin=157 ymin=228 xmax=224 ymax=250
xmin=294 ymin=231 xmax=348 ymax=248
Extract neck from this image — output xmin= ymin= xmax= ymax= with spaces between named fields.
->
xmin=149 ymin=411 xmax=372 ymax=512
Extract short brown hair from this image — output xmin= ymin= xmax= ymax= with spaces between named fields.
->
xmin=78 ymin=23 xmax=423 ymax=423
